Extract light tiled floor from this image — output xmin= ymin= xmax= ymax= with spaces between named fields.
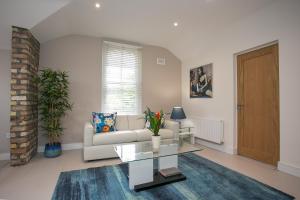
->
xmin=0 ymin=148 xmax=299 ymax=200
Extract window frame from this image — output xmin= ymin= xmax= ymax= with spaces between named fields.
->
xmin=101 ymin=41 xmax=142 ymax=115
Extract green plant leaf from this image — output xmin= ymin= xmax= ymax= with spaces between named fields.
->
xmin=37 ymin=68 xmax=73 ymax=144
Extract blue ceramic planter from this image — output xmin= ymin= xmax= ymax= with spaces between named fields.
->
xmin=44 ymin=143 xmax=62 ymax=158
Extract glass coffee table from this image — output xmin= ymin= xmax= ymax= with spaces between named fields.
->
xmin=114 ymin=139 xmax=204 ymax=191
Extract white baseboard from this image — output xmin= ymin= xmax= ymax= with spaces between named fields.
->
xmin=278 ymin=161 xmax=300 ymax=178
xmin=195 ymin=137 xmax=236 ymax=155
xmin=0 ymin=153 xmax=10 ymax=160
xmin=232 ymin=147 xmax=238 ymax=154
xmin=37 ymin=143 xmax=83 ymax=152
xmin=0 ymin=143 xmax=83 ymax=160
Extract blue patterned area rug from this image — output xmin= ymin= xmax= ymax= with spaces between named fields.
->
xmin=52 ymin=153 xmax=294 ymax=200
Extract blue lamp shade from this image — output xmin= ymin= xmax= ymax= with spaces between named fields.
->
xmin=170 ymin=107 xmax=186 ymax=120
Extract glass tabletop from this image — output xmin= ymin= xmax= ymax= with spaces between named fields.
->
xmin=114 ymin=139 xmax=204 ymax=163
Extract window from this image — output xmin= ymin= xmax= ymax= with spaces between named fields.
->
xmin=102 ymin=41 xmax=142 ymax=114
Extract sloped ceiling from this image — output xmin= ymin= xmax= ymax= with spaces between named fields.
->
xmin=1 ymin=0 xmax=277 ymax=60
xmin=0 ymin=0 xmax=72 ymax=50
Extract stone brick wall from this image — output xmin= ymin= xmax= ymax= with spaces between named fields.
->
xmin=10 ymin=26 xmax=40 ymax=166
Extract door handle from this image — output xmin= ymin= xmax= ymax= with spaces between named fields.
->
xmin=237 ymin=104 xmax=244 ymax=110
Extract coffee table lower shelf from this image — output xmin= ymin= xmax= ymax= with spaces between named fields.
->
xmin=133 ymin=170 xmax=186 ymax=192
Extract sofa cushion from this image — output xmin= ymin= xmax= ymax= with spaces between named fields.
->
xmin=93 ymin=130 xmax=137 ymax=145
xmin=115 ymin=115 xmax=128 ymax=131
xmin=159 ymin=129 xmax=174 ymax=139
xmin=135 ymin=129 xmax=152 ymax=141
xmin=135 ymin=129 xmax=174 ymax=142
xmin=128 ymin=115 xmax=145 ymax=130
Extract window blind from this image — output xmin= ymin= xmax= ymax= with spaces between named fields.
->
xmin=102 ymin=41 xmax=142 ymax=115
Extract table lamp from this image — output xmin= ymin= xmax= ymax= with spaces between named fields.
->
xmin=170 ymin=107 xmax=186 ymax=127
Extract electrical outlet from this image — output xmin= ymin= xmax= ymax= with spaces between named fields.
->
xmin=157 ymin=57 xmax=166 ymax=65
xmin=6 ymin=132 xmax=10 ymax=139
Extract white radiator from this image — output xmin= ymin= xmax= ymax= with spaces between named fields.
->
xmin=192 ymin=118 xmax=224 ymax=144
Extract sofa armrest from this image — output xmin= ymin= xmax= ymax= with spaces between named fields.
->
xmin=164 ymin=120 xmax=179 ymax=139
xmin=84 ymin=122 xmax=94 ymax=147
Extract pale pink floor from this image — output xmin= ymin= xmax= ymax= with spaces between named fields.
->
xmin=0 ymin=148 xmax=299 ymax=200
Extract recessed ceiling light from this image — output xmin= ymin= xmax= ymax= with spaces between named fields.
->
xmin=173 ymin=22 xmax=179 ymax=27
xmin=95 ymin=2 xmax=101 ymax=8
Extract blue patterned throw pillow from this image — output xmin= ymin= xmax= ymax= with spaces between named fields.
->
xmin=92 ymin=112 xmax=117 ymax=133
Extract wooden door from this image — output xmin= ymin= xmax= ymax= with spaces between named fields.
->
xmin=237 ymin=44 xmax=279 ymax=166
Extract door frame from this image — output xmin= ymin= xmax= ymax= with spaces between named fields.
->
xmin=233 ymin=40 xmax=279 ymax=164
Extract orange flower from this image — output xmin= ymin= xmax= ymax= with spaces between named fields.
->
xmin=155 ymin=112 xmax=161 ymax=119
xmin=102 ymin=125 xmax=110 ymax=132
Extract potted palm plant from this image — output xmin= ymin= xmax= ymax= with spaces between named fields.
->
xmin=144 ymin=107 xmax=164 ymax=149
xmin=36 ymin=68 xmax=72 ymax=158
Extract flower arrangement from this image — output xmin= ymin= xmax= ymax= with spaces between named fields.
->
xmin=144 ymin=107 xmax=164 ymax=136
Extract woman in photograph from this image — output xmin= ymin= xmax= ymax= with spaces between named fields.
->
xmin=197 ymin=67 xmax=212 ymax=97
xmin=190 ymin=70 xmax=198 ymax=96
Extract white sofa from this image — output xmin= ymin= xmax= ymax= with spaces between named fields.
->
xmin=83 ymin=114 xmax=179 ymax=161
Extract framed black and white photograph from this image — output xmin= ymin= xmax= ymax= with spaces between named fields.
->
xmin=190 ymin=63 xmax=213 ymax=98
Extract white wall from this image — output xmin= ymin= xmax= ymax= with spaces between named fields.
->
xmin=39 ymin=35 xmax=181 ymax=146
xmin=0 ymin=35 xmax=181 ymax=155
xmin=0 ymin=50 xmax=10 ymax=154
xmin=182 ymin=0 xmax=300 ymax=177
